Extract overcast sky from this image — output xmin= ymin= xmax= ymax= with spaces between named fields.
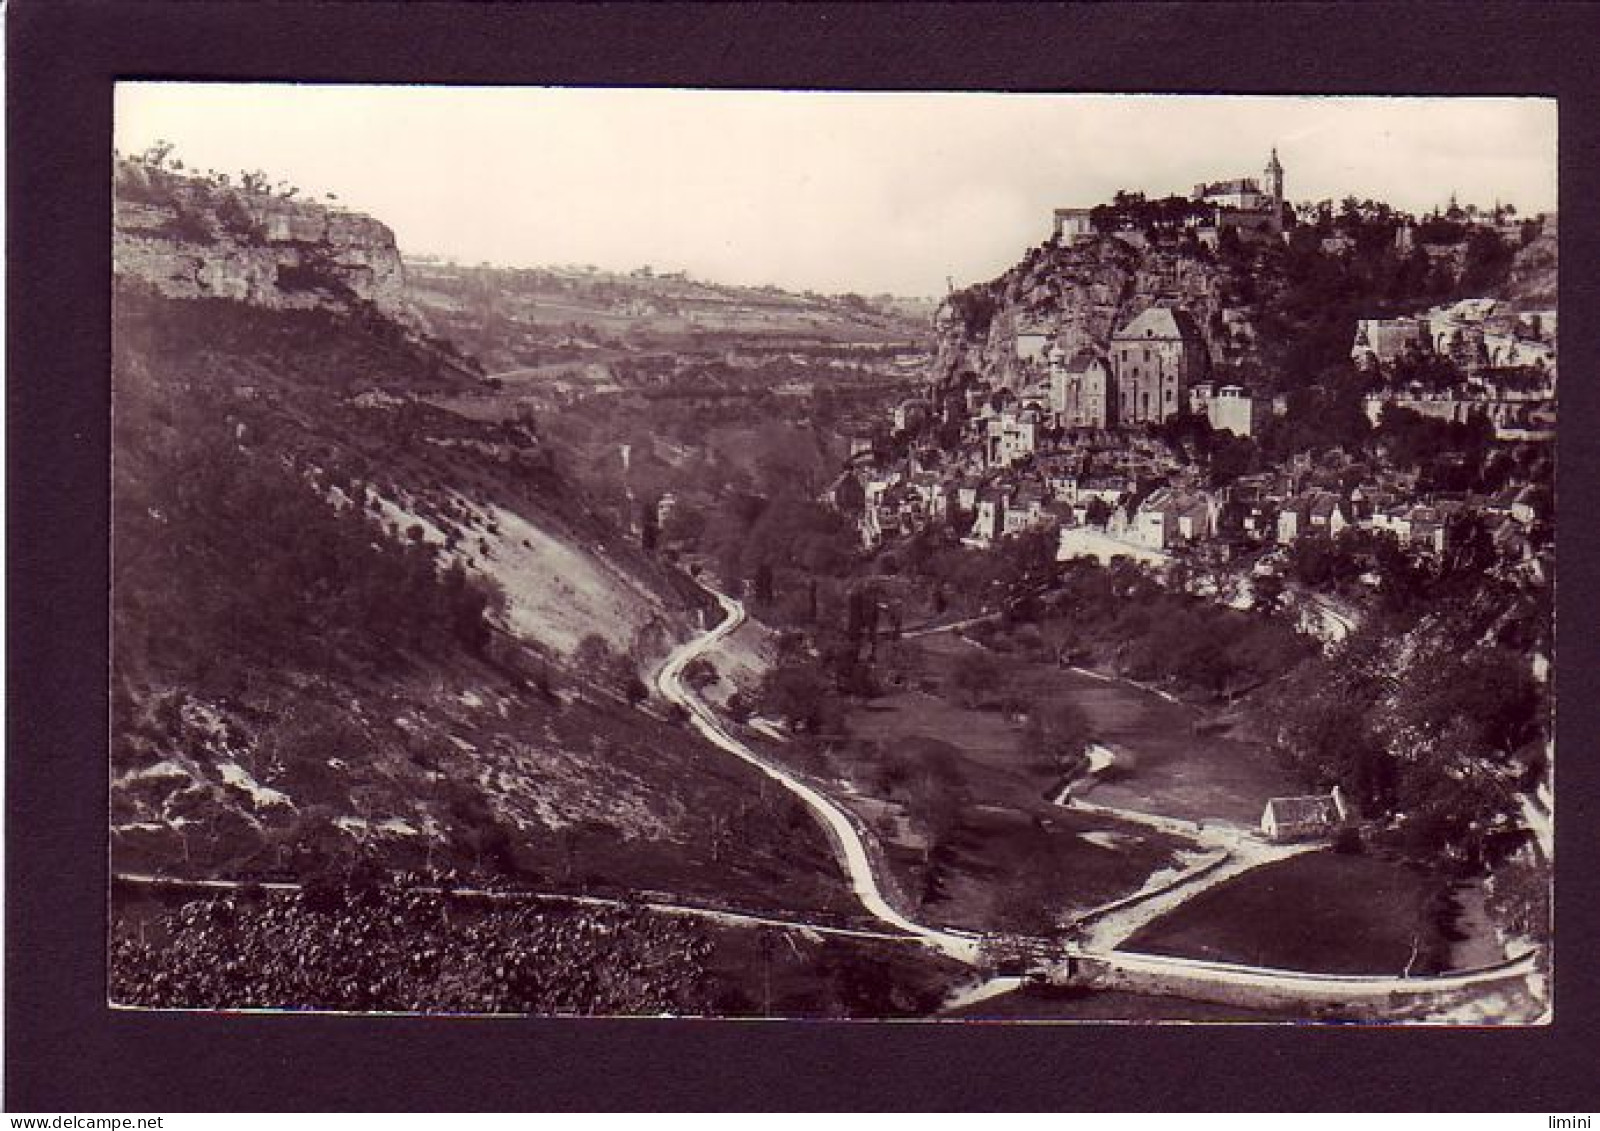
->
xmin=115 ymin=85 xmax=1557 ymax=297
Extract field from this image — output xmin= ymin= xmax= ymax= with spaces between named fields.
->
xmin=1060 ymin=685 xmax=1302 ymax=828
xmin=825 ymin=633 xmax=1198 ymax=935
xmin=888 ymin=633 xmax=1302 ymax=826
xmin=1120 ymin=851 xmax=1441 ymax=975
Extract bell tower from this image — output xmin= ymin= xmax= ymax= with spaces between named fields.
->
xmin=1265 ymin=147 xmax=1285 ymax=234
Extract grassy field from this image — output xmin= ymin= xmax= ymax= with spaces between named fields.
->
xmin=875 ymin=806 xmax=1182 ymax=935
xmin=919 ymin=634 xmax=1303 ymax=827
xmin=1121 ymin=850 xmax=1441 ymax=975
xmin=830 ymin=634 xmax=1192 ymax=934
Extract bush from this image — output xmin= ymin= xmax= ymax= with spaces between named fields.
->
xmin=1332 ymin=825 xmax=1364 ymax=855
xmin=683 ymin=657 xmax=719 ymax=690
xmin=950 ymin=649 xmax=1002 ymax=709
xmin=216 ymin=193 xmax=266 ymax=240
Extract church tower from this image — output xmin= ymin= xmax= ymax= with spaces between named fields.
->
xmin=1265 ymin=147 xmax=1285 ymax=235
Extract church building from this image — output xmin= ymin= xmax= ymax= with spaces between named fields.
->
xmin=1192 ymin=148 xmax=1288 ymax=241
xmin=1110 ymin=306 xmax=1209 ymax=426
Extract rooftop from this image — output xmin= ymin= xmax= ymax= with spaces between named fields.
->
xmin=1112 ymin=305 xmax=1205 ymax=343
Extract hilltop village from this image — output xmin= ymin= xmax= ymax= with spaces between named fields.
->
xmin=829 ymin=151 xmax=1555 ymax=614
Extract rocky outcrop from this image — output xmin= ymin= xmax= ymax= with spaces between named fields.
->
xmin=1502 ymin=226 xmax=1556 ymax=311
xmin=932 ymin=234 xmax=1260 ymax=390
xmin=113 ymin=160 xmax=409 ymax=318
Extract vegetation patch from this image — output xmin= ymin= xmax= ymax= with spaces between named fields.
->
xmin=1121 ymin=850 xmax=1458 ymax=975
xmin=111 ymin=885 xmax=961 ymax=1018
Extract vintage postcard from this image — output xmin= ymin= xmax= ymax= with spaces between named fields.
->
xmin=108 ymin=86 xmax=1555 ymax=1023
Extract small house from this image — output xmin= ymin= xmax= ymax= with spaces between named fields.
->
xmin=1260 ymin=787 xmax=1348 ymax=842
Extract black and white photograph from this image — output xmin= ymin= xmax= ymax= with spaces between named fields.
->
xmin=106 ymin=85 xmax=1556 ymax=1025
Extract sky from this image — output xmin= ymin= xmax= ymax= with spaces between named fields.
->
xmin=115 ymin=85 xmax=1557 ymax=298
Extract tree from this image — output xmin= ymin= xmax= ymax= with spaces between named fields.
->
xmin=758 ymin=657 xmax=833 ymax=733
xmin=1462 ymin=228 xmax=1514 ymax=294
xmin=571 ymin=633 xmax=614 ymax=673
xmin=683 ymin=657 xmax=719 ymax=692
xmin=639 ymin=501 xmax=659 ymax=553
xmin=832 ymin=473 xmax=865 ymax=516
xmin=140 ymin=140 xmax=175 ymax=169
xmin=1207 ymin=433 xmax=1258 ymax=487
xmin=948 ymin=287 xmax=999 ymax=338
xmin=1286 ymin=533 xmax=1362 ymax=590
xmin=994 ymin=859 xmax=1068 ymax=937
xmin=1252 ymin=572 xmax=1286 ymax=617
xmin=950 ymin=649 xmax=1002 ymax=709
xmin=663 ymin=503 xmax=706 ymax=547
xmin=1021 ymin=700 xmax=1092 ymax=775
xmin=753 ymin=562 xmax=775 ymax=605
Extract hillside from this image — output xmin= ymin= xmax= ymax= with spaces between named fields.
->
xmin=396 ymin=261 xmax=930 ymax=567
xmin=933 ymin=205 xmax=1547 ymax=400
xmin=110 ymin=160 xmax=850 ymax=919
xmin=407 ymin=259 xmax=933 ymax=366
xmin=933 ymin=235 xmax=1255 ymax=391
xmin=1502 ymin=223 xmax=1557 ymax=310
xmin=404 ymin=259 xmax=933 ymax=407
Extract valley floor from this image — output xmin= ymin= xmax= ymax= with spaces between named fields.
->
xmin=693 ymin=591 xmax=1530 ymax=1021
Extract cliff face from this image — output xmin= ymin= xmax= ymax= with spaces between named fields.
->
xmin=932 ymin=235 xmax=1260 ymax=390
xmin=1502 ymin=227 xmax=1557 ymax=310
xmin=113 ymin=160 xmax=409 ymax=318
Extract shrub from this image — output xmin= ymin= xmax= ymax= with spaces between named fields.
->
xmin=1332 ymin=825 xmax=1364 ymax=855
xmin=950 ymin=649 xmax=1002 ymax=708
xmin=216 ymin=193 xmax=266 ymax=240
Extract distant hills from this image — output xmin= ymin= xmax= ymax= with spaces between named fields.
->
xmin=405 ymin=257 xmax=935 ymax=376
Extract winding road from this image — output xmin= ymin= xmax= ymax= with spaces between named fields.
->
xmin=662 ymin=583 xmax=1543 ymax=1019
xmin=118 ymin=586 xmax=1542 ymax=1021
xmin=656 ymin=587 xmax=983 ymax=965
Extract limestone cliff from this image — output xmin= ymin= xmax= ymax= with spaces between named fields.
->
xmin=932 ymin=235 xmax=1262 ymax=390
xmin=113 ymin=160 xmax=409 ymax=318
xmin=1501 ymin=225 xmax=1557 ymax=311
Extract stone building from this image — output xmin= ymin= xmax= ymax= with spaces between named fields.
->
xmin=1051 ymin=350 xmax=1113 ymax=429
xmin=1191 ymin=148 xmax=1287 ymax=242
xmin=986 ymin=412 xmax=1038 ymax=467
xmin=1263 ymin=147 xmax=1285 ymax=236
xmin=1190 ymin=382 xmax=1265 ymax=438
xmin=1192 ymin=177 xmax=1270 ymax=211
xmin=1351 ymin=317 xmax=1427 ymax=369
xmin=1052 ymin=207 xmax=1095 ymax=245
xmin=1110 ymin=306 xmax=1209 ymax=426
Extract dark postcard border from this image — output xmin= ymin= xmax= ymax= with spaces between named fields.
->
xmin=8 ymin=0 xmax=1599 ymax=1113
